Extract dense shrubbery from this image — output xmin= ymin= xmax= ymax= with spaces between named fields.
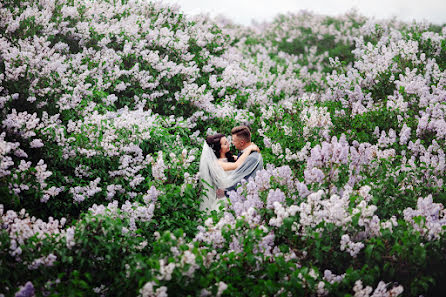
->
xmin=1 ymin=0 xmax=446 ymax=296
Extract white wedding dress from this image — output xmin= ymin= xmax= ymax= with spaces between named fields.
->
xmin=200 ymin=157 xmax=231 ymax=212
xmin=198 ymin=142 xmax=235 ymax=213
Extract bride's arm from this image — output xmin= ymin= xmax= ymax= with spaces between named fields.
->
xmin=218 ymin=144 xmax=259 ymax=171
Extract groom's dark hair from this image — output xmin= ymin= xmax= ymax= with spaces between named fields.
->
xmin=231 ymin=125 xmax=251 ymax=142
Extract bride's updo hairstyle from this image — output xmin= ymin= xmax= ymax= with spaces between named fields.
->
xmin=206 ymin=133 xmax=235 ymax=162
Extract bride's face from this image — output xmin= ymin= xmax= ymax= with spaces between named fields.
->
xmin=220 ymin=137 xmax=230 ymax=154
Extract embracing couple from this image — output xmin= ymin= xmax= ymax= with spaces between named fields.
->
xmin=199 ymin=125 xmax=263 ymax=212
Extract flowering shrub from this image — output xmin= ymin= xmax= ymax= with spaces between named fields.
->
xmin=1 ymin=0 xmax=446 ymax=296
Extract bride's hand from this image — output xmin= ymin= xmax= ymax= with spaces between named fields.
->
xmin=248 ymin=143 xmax=260 ymax=152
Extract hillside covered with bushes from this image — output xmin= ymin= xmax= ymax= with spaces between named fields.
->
xmin=1 ymin=0 xmax=446 ymax=296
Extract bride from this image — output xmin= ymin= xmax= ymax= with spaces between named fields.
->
xmin=199 ymin=133 xmax=259 ymax=212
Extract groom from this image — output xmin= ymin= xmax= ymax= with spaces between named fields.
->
xmin=225 ymin=125 xmax=264 ymax=195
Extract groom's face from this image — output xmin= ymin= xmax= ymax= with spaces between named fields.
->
xmin=231 ymin=134 xmax=244 ymax=150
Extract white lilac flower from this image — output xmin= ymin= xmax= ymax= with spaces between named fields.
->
xmin=29 ymin=139 xmax=44 ymax=148
xmin=403 ymin=195 xmax=446 ymax=240
xmin=340 ymin=234 xmax=364 ymax=258
xmin=216 ymin=281 xmax=228 ymax=297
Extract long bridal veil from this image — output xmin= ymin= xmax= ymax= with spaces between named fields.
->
xmin=199 ymin=141 xmax=232 ymax=212
xmin=198 ymin=141 xmax=262 ymax=212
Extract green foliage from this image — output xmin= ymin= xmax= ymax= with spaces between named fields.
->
xmin=275 ymin=28 xmax=356 ymax=73
xmin=330 ymin=106 xmax=400 ymax=144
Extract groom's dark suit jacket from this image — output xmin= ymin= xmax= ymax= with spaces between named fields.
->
xmin=225 ymin=150 xmax=263 ymax=195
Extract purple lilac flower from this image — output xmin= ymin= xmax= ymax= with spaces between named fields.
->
xmin=15 ymin=281 xmax=35 ymax=297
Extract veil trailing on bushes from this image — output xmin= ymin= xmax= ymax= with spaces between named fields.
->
xmin=198 ymin=141 xmax=262 ymax=212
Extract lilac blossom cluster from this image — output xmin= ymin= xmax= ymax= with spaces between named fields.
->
xmin=88 ymin=198 xmax=157 ymax=234
xmin=0 ymin=205 xmax=66 ymax=261
xmin=353 ymin=280 xmax=403 ymax=297
xmin=403 ymin=195 xmax=446 ymax=240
